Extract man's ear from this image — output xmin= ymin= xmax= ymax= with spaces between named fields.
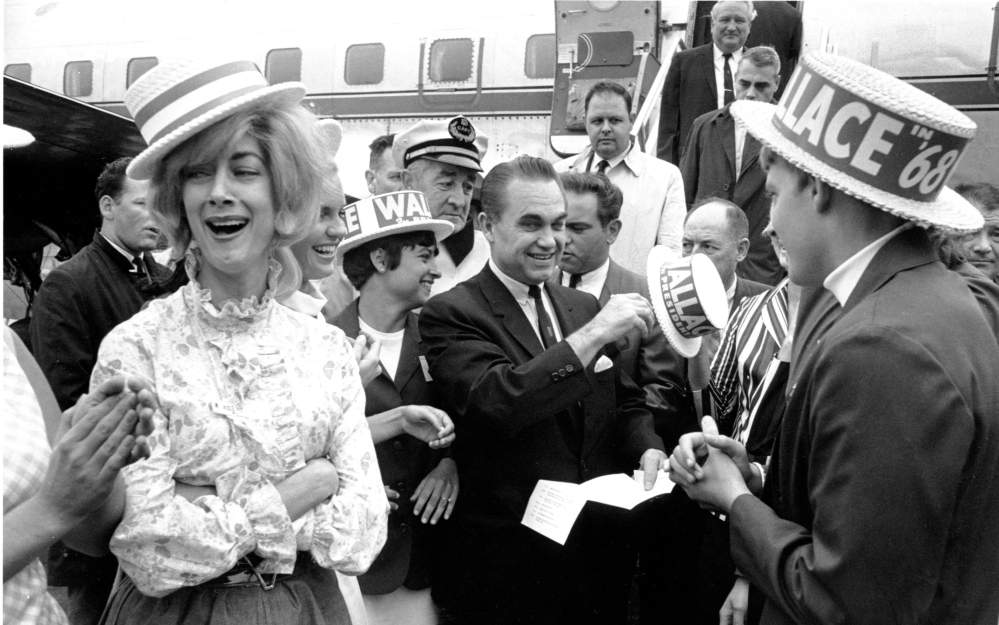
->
xmin=98 ymin=195 xmax=116 ymax=221
xmin=364 ymin=170 xmax=376 ymax=194
xmin=478 ymin=211 xmax=495 ymax=244
xmin=400 ymin=168 xmax=416 ymax=190
xmin=736 ymin=237 xmax=750 ymax=262
xmin=605 ymin=219 xmax=622 ymax=245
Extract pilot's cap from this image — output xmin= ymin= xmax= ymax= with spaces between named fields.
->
xmin=393 ymin=116 xmax=489 ymax=172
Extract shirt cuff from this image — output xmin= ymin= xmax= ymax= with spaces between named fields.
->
xmin=215 ymin=466 xmax=297 ymax=572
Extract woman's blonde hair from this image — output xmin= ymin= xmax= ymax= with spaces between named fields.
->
xmin=148 ymin=101 xmax=331 ymax=297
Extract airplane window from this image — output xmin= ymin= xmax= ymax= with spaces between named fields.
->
xmin=64 ymin=61 xmax=93 ymax=97
xmin=266 ymin=48 xmax=302 ymax=84
xmin=127 ymin=57 xmax=158 ymax=88
xmin=4 ymin=63 xmax=31 ymax=83
xmin=345 ymin=43 xmax=385 ymax=85
xmin=429 ymin=38 xmax=474 ymax=83
xmin=525 ymin=34 xmax=556 ymax=79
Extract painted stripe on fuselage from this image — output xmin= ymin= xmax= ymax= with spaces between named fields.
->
xmin=93 ymin=87 xmax=556 ymax=120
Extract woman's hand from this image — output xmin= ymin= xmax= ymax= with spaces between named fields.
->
xmin=275 ymin=458 xmax=340 ymax=521
xmin=63 ymin=376 xmax=156 ymax=464
xmin=350 ymin=334 xmax=382 ymax=387
xmin=400 ymin=405 xmax=455 ymax=448
xmin=720 ymin=576 xmax=750 ymax=625
xmin=385 ymin=485 xmax=400 ymax=512
xmin=411 ymin=458 xmax=458 ymax=524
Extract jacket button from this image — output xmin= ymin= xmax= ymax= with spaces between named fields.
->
xmin=724 ymin=183 xmax=730 ymax=191
xmin=566 ymin=364 xmax=574 ymax=373
xmin=558 ymin=368 xmax=566 ymax=377
xmin=552 ymin=372 xmax=560 ymax=381
xmin=393 ymin=441 xmax=403 ymax=449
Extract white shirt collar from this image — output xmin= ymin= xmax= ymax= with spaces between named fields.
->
xmin=99 ymin=232 xmax=136 ymax=263
xmin=279 ymin=281 xmax=328 ymax=319
xmin=823 ymin=223 xmax=913 ymax=306
xmin=726 ymin=278 xmax=737 ymax=309
xmin=713 ymin=44 xmax=744 ymax=64
xmin=561 ymin=258 xmax=610 ymax=299
xmin=591 ymin=141 xmax=633 ymax=174
xmin=489 ymin=257 xmax=532 ymax=302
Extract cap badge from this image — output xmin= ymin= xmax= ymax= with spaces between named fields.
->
xmin=448 ymin=117 xmax=476 ymax=143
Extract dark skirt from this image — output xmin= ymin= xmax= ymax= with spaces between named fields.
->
xmin=100 ymin=557 xmax=349 ymax=625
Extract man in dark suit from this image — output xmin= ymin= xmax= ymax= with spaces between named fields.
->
xmin=671 ymin=52 xmax=999 ymax=624
xmin=743 ymin=0 xmax=801 ymax=100
xmin=30 ymin=156 xmax=171 ymax=625
xmin=658 ymin=0 xmax=755 ymax=164
xmin=420 ymin=156 xmax=668 ymax=625
xmin=681 ymin=46 xmax=785 ymax=286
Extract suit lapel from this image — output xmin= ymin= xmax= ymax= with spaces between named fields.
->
xmin=481 ymin=266 xmax=544 ymax=358
xmin=336 ymin=300 xmax=363 ymax=340
xmin=394 ymin=313 xmax=422 ymax=389
xmin=843 ymin=226 xmax=936 ymax=315
xmin=701 ymin=47 xmax=717 ymax=102
xmin=740 ymin=132 xmax=762 ymax=180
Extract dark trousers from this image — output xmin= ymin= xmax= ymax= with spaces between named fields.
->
xmin=48 ymin=546 xmax=118 ymax=625
xmin=435 ymin=503 xmax=635 ymax=625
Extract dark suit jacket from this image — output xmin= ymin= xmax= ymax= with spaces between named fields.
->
xmin=657 ymin=43 xmax=722 ymax=165
xmin=30 ymin=231 xmax=172 ymax=588
xmin=730 ymin=227 xmax=999 ymax=624
xmin=419 ymin=265 xmax=663 ymax=611
xmin=332 ymin=301 xmax=441 ymax=595
xmin=681 ymin=103 xmax=786 ymax=286
xmin=743 ymin=1 xmax=802 ymax=101
xmin=552 ymin=261 xmax=694 ymax=450
xmin=733 ymin=275 xmax=770 ymax=309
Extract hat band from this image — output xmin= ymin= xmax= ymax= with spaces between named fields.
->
xmin=404 ymin=138 xmax=480 ymax=168
xmin=342 ymin=191 xmax=435 ymax=240
xmin=770 ymin=61 xmax=971 ymax=202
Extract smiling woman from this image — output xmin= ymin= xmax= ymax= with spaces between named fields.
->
xmin=87 ymin=58 xmax=388 ymax=625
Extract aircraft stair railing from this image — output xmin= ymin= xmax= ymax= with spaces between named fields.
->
xmin=634 ymin=30 xmax=685 ymax=157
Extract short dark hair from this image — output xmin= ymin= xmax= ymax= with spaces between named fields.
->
xmin=95 ymin=157 xmax=133 ymax=203
xmin=480 ymin=155 xmax=565 ymax=220
xmin=955 ymin=182 xmax=999 ymax=213
xmin=687 ymin=197 xmax=749 ymax=241
xmin=342 ymin=229 xmax=438 ymax=290
xmin=559 ymin=172 xmax=623 ymax=227
xmin=368 ymin=134 xmax=395 ymax=170
xmin=759 ymin=145 xmax=811 ymax=191
xmin=740 ymin=45 xmax=780 ymax=77
xmin=584 ymin=81 xmax=632 ymax=117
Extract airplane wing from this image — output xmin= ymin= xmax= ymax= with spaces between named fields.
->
xmin=3 ymin=75 xmax=147 ymax=255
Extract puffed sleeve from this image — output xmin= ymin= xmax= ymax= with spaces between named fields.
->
xmin=93 ymin=325 xmax=297 ymax=598
xmin=305 ymin=335 xmax=388 ymax=574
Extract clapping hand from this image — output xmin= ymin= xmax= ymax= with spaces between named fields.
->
xmin=400 ymin=405 xmax=455 ymax=449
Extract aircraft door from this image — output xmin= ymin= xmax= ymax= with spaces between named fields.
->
xmin=550 ymin=1 xmax=660 ymax=156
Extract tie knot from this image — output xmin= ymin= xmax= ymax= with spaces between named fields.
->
xmin=568 ymin=273 xmax=583 ymax=289
xmin=528 ymin=284 xmax=543 ymax=301
xmin=596 ymin=160 xmax=609 ymax=175
xmin=132 ymin=256 xmax=146 ymax=276
xmin=723 ymin=52 xmax=732 ymax=59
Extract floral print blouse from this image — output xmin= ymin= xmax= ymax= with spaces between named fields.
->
xmin=92 ymin=257 xmax=388 ymax=598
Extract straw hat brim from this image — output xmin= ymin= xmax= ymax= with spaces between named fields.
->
xmin=730 ymin=100 xmax=983 ymax=235
xmin=336 ymin=219 xmax=455 ymax=259
xmin=127 ymin=82 xmax=307 ymax=180
xmin=646 ymin=245 xmax=702 ymax=359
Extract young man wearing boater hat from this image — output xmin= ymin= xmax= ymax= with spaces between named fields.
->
xmin=668 ymin=52 xmax=999 ymax=623
xmin=393 ymin=116 xmax=490 ymax=297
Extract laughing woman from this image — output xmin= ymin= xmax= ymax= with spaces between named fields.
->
xmin=91 ymin=59 xmax=387 ymax=624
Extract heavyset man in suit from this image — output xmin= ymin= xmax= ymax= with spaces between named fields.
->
xmin=420 ymin=156 xmax=668 ymax=625
xmin=681 ymin=46 xmax=785 ymax=286
xmin=658 ymin=0 xmax=755 ymax=165
xmin=670 ymin=52 xmax=999 ymax=623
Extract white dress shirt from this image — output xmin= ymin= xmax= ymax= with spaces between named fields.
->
xmin=823 ymin=223 xmax=913 ymax=306
xmin=560 ymin=258 xmax=610 ymax=300
xmin=489 ymin=258 xmax=563 ymax=345
xmin=713 ymin=45 xmax=744 ymax=109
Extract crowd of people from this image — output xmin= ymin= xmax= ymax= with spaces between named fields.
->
xmin=5 ymin=2 xmax=999 ymax=625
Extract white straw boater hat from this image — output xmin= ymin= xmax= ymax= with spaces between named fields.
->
xmin=124 ymin=57 xmax=307 ymax=180
xmin=647 ymin=246 xmax=729 ymax=358
xmin=731 ymin=51 xmax=982 ymax=234
xmin=393 ymin=116 xmax=489 ymax=172
xmin=318 ymin=118 xmax=343 ymax=159
xmin=337 ymin=191 xmax=454 ymax=258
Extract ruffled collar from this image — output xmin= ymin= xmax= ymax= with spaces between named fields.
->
xmin=182 ymin=246 xmax=283 ymax=327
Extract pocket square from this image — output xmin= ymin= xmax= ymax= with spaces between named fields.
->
xmin=594 ymin=355 xmax=614 ymax=373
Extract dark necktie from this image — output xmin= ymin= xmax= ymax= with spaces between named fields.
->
xmin=595 ymin=159 xmax=609 ymax=175
xmin=528 ymin=285 xmax=556 ymax=349
xmin=131 ymin=256 xmax=146 ymax=277
xmin=723 ymin=53 xmax=735 ymax=105
xmin=568 ymin=273 xmax=583 ymax=289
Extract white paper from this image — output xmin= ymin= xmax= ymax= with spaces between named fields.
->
xmin=521 ymin=471 xmax=674 ymax=544
xmin=521 ymin=480 xmax=587 ymax=545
